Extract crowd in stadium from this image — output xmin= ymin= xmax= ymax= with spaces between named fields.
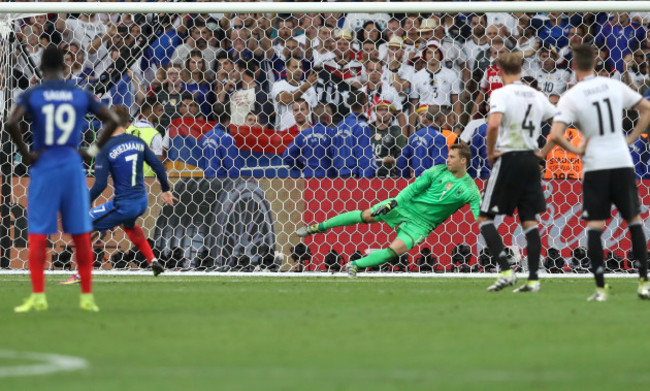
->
xmin=10 ymin=8 xmax=650 ymax=179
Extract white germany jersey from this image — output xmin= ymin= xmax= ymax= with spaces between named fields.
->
xmin=489 ymin=81 xmax=556 ymax=152
xmin=410 ymin=67 xmax=461 ymax=106
xmin=554 ymin=75 xmax=643 ymax=172
xmin=534 ymin=68 xmax=571 ymax=97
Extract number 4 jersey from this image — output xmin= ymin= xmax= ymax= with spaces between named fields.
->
xmin=17 ymin=80 xmax=105 ymax=165
xmin=554 ymin=75 xmax=643 ymax=173
xmin=489 ymin=81 xmax=556 ymax=152
xmin=89 ymin=134 xmax=170 ymax=203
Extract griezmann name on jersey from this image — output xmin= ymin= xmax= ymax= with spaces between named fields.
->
xmin=89 ymin=134 xmax=170 ymax=203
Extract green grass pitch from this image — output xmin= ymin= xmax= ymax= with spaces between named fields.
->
xmin=2 ymin=275 xmax=650 ymax=391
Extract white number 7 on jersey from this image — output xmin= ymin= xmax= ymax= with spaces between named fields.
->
xmin=125 ymin=154 xmax=138 ymax=187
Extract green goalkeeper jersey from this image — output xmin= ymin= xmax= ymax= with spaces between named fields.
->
xmin=394 ymin=164 xmax=481 ymax=229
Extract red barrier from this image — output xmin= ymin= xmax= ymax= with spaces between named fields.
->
xmin=303 ymin=178 xmax=650 ymax=271
xmin=230 ymin=124 xmax=298 ymax=154
xmin=168 ymin=117 xmax=216 ymax=139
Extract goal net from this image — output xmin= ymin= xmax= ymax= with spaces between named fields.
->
xmin=1 ymin=2 xmax=648 ymax=275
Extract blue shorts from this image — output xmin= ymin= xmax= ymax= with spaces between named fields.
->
xmin=90 ymin=195 xmax=148 ymax=231
xmin=28 ymin=160 xmax=91 ymax=235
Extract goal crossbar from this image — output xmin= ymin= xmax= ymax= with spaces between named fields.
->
xmin=0 ymin=1 xmax=650 ymax=15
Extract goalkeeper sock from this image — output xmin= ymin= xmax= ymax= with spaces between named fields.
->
xmin=124 ymin=225 xmax=155 ymax=264
xmin=587 ymin=228 xmax=605 ymax=288
xmin=28 ymin=234 xmax=47 ymax=293
xmin=629 ymin=222 xmax=648 ymax=281
xmin=72 ymin=233 xmax=93 ymax=294
xmin=353 ymin=247 xmax=398 ymax=269
xmin=524 ymin=226 xmax=541 ymax=281
xmin=479 ymin=221 xmax=510 ymax=272
xmin=321 ymin=211 xmax=365 ymax=230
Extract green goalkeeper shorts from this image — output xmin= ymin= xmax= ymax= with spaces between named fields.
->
xmin=371 ymin=198 xmax=432 ymax=251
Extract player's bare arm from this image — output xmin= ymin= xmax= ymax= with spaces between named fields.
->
xmin=160 ymin=191 xmax=178 ymax=206
xmin=6 ymin=105 xmax=39 ymax=164
xmin=486 ymin=111 xmax=504 ymax=166
xmin=548 ymin=121 xmax=584 ymax=155
xmin=627 ymin=98 xmax=650 ymax=145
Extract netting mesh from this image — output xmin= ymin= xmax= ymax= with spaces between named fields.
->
xmin=2 ymin=9 xmax=650 ymax=274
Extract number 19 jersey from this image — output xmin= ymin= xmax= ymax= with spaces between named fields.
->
xmin=16 ymin=80 xmax=106 ymax=235
xmin=489 ymin=81 xmax=556 ymax=152
xmin=16 ymin=80 xmax=104 ymax=164
xmin=554 ymin=75 xmax=643 ymax=172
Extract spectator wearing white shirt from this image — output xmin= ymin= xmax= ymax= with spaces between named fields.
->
xmin=622 ymin=50 xmax=650 ymax=94
xmin=313 ymin=25 xmax=336 ymax=67
xmin=55 ymin=13 xmax=107 ymax=49
xmin=363 ymin=59 xmax=407 ymax=132
xmin=418 ymin=17 xmax=462 ymax=79
xmin=486 ymin=12 xmax=518 ymax=37
xmin=409 ymin=40 xmax=462 ymax=129
xmin=342 ymin=11 xmax=390 ymax=33
xmin=170 ymin=20 xmax=219 ymax=74
xmin=381 ymin=36 xmax=412 ymax=95
xmin=533 ymin=44 xmax=571 ymax=104
xmin=461 ymin=14 xmax=490 ymax=83
xmin=270 ymin=56 xmax=318 ymax=131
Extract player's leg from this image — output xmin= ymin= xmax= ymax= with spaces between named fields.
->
xmin=478 ymin=217 xmax=517 ymax=291
xmin=72 ymin=233 xmax=98 ymax=311
xmin=60 ymin=164 xmax=98 ymax=311
xmin=585 ymin=220 xmax=608 ymax=301
xmin=626 ymin=216 xmax=650 ymax=298
xmin=118 ymin=195 xmax=163 ymax=276
xmin=15 ymin=169 xmax=58 ymax=312
xmin=582 ymin=170 xmax=611 ymax=301
xmin=512 ymin=220 xmax=542 ymax=293
xmin=123 ymin=223 xmax=164 ymax=276
xmin=478 ymin=155 xmax=518 ymax=290
xmin=60 ymin=200 xmax=119 ymax=285
xmin=612 ymin=168 xmax=649 ymax=298
xmin=296 ymin=204 xmax=382 ymax=237
xmin=345 ymin=221 xmax=425 ymax=278
xmin=14 ymin=234 xmax=49 ymax=313
xmin=513 ymin=165 xmax=546 ymax=292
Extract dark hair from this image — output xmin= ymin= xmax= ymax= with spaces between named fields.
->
xmin=236 ymin=59 xmax=255 ymax=78
xmin=521 ymin=76 xmax=539 ymax=90
xmin=41 ymin=45 xmax=64 ymax=72
xmin=347 ymin=90 xmax=367 ymax=111
xmin=141 ymin=96 xmax=160 ymax=115
xmin=293 ymin=98 xmax=308 ymax=108
xmin=290 ymin=243 xmax=312 ymax=272
xmin=213 ymin=103 xmax=231 ymax=124
xmin=285 ymin=55 xmax=302 ymax=68
xmin=112 ymin=105 xmax=131 ymax=127
xmin=216 ymin=50 xmax=232 ymax=61
xmin=179 ymin=92 xmax=193 ymax=103
xmin=450 ymin=143 xmax=471 ymax=166
xmin=573 ymin=44 xmax=596 ymax=72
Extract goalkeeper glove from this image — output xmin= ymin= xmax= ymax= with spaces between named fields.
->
xmin=371 ymin=200 xmax=398 ymax=217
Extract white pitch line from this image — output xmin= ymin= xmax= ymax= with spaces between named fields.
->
xmin=0 ymin=350 xmax=88 ymax=378
xmin=0 ymin=270 xmax=641 ymax=278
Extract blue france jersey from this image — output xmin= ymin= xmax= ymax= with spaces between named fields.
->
xmin=89 ymin=134 xmax=170 ymax=202
xmin=16 ymin=80 xmax=104 ymax=156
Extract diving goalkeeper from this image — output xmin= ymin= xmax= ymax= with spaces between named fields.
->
xmin=296 ymin=143 xmax=481 ymax=277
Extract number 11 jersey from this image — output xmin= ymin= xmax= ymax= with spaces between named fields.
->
xmin=554 ymin=75 xmax=643 ymax=173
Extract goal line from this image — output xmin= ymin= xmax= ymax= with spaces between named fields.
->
xmin=0 ymin=270 xmax=639 ymax=279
